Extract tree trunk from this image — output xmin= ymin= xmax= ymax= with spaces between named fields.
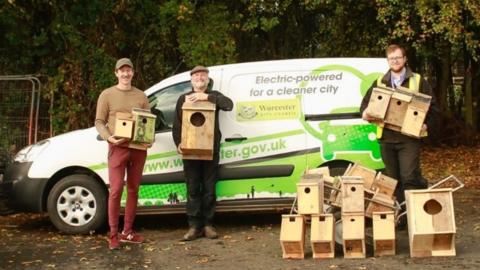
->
xmin=434 ymin=43 xmax=453 ymax=114
xmin=464 ymin=56 xmax=474 ymax=129
xmin=472 ymin=60 xmax=480 ymax=131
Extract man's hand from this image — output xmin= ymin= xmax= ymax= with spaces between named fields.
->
xmin=362 ymin=110 xmax=382 ymax=123
xmin=108 ymin=136 xmax=128 ymax=145
xmin=142 ymin=143 xmax=153 ymax=148
xmin=186 ymin=92 xmax=208 ymax=103
xmin=421 ymin=124 xmax=428 ymax=132
xmin=177 ymin=144 xmax=184 ymax=154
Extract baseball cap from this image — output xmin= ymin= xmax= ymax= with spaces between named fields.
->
xmin=190 ymin=65 xmax=209 ymax=75
xmin=115 ymin=58 xmax=133 ymax=70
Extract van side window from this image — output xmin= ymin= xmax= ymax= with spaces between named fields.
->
xmin=148 ymin=81 xmax=192 ymax=132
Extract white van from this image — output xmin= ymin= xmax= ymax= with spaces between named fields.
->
xmin=3 ymin=58 xmax=388 ymax=233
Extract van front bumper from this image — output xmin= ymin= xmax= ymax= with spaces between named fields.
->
xmin=1 ymin=162 xmax=48 ymax=212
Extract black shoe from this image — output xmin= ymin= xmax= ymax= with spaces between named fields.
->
xmin=204 ymin=226 xmax=218 ymax=239
xmin=183 ymin=227 xmax=203 ymax=241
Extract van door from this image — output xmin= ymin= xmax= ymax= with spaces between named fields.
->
xmin=135 ymin=81 xmax=192 ymax=207
xmin=216 ymin=66 xmax=310 ymax=201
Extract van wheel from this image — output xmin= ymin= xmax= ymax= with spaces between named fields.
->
xmin=47 ymin=174 xmax=107 ymax=234
xmin=328 ymin=162 xmax=352 ymax=176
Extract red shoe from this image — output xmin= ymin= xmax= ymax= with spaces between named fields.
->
xmin=119 ymin=231 xmax=145 ymax=244
xmin=109 ymin=234 xmax=120 ymax=250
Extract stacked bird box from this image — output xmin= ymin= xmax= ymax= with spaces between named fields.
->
xmin=280 ymin=173 xmax=335 ymax=259
xmin=341 ymin=163 xmax=397 ymax=218
xmin=365 ymin=86 xmax=432 ymax=138
xmin=341 ymin=176 xmax=366 ymax=258
xmin=372 ymin=211 xmax=396 ymax=256
xmin=338 ymin=165 xmax=397 ymax=257
xmin=114 ymin=112 xmax=134 ymax=139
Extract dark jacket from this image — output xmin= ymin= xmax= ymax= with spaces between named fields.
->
xmin=360 ymin=66 xmax=438 ymax=143
xmin=172 ymin=89 xmax=233 ymax=154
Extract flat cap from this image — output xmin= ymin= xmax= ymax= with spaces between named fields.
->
xmin=115 ymin=58 xmax=133 ymax=70
xmin=190 ymin=65 xmax=209 ymax=75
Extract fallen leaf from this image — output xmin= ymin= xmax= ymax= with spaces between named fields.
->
xmin=196 ymin=257 xmax=209 ymax=264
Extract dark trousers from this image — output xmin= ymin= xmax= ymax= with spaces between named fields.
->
xmin=182 ymin=155 xmax=219 ymax=229
xmin=380 ymin=140 xmax=427 ymax=204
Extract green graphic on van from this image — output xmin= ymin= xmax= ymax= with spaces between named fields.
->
xmin=236 ymin=98 xmax=300 ymax=121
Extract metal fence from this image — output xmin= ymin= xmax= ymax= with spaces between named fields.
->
xmin=0 ymin=75 xmax=52 ymax=173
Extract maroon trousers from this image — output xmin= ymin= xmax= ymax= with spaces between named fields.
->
xmin=108 ymin=144 xmax=146 ymax=236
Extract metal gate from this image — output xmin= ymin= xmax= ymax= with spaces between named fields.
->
xmin=0 ymin=75 xmax=52 ymax=173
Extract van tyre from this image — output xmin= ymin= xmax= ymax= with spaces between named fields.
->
xmin=47 ymin=174 xmax=107 ymax=234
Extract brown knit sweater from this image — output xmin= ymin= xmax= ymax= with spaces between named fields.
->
xmin=95 ymin=86 xmax=149 ymax=141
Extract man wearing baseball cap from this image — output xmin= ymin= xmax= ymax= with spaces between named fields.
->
xmin=172 ymin=65 xmax=233 ymax=241
xmin=95 ymin=58 xmax=151 ymax=250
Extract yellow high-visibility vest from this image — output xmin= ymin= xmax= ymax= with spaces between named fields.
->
xmin=376 ymin=73 xmax=425 ymax=138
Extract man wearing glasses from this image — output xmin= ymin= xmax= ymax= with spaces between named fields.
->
xmin=360 ymin=44 xmax=437 ymax=228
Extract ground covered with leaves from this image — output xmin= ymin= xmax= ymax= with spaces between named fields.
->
xmin=0 ymin=146 xmax=479 ymax=269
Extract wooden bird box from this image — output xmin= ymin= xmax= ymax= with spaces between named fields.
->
xmin=297 ymin=174 xmax=324 ymax=215
xmin=401 ymin=93 xmax=431 ymax=138
xmin=365 ymin=192 xmax=395 ymax=218
xmin=405 ymin=188 xmax=456 ymax=257
xmin=372 ymin=211 xmax=396 ymax=256
xmin=132 ymin=108 xmax=156 ymax=144
xmin=341 ymin=176 xmax=364 ymax=214
xmin=180 ymin=101 xmax=216 ymax=160
xmin=310 ymin=214 xmax=335 ymax=259
xmin=342 ymin=213 xmax=366 ymax=258
xmin=280 ymin=215 xmax=305 ymax=259
xmin=384 ymin=89 xmax=412 ymax=128
xmin=114 ymin=112 xmax=134 ymax=139
xmin=372 ymin=172 xmax=398 ymax=198
xmin=365 ymin=87 xmax=393 ymax=119
xmin=343 ymin=163 xmax=377 ymax=190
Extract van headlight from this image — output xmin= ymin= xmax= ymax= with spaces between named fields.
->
xmin=14 ymin=140 xmax=50 ymax=163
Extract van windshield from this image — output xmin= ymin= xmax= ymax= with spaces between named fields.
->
xmin=148 ymin=81 xmax=192 ymax=131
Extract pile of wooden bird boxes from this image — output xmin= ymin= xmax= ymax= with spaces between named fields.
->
xmin=180 ymin=101 xmax=216 ymax=160
xmin=280 ymin=166 xmax=459 ymax=259
xmin=341 ymin=163 xmax=397 ymax=218
xmin=365 ymin=86 xmax=432 ymax=138
xmin=113 ymin=108 xmax=157 ymax=146
xmin=280 ymin=173 xmax=335 ymax=259
xmin=328 ymin=164 xmax=397 ymax=257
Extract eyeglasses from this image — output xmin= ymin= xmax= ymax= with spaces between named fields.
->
xmin=387 ymin=56 xmax=404 ymax=62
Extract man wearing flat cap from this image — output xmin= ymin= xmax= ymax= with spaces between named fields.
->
xmin=95 ymin=58 xmax=150 ymax=250
xmin=172 ymin=65 xmax=233 ymax=241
